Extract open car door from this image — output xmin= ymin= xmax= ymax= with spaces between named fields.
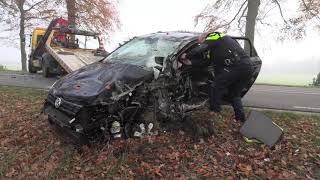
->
xmin=231 ymin=37 xmax=262 ymax=98
xmin=176 ymin=36 xmax=262 ymax=105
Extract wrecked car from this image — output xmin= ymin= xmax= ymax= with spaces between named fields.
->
xmin=43 ymin=31 xmax=262 ymax=144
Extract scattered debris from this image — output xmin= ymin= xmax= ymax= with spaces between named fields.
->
xmin=264 ymin=158 xmax=271 ymax=162
xmin=240 ymin=111 xmax=283 ymax=148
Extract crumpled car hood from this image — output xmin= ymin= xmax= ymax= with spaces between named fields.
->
xmin=50 ymin=62 xmax=154 ymax=105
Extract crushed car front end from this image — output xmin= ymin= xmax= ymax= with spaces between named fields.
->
xmin=43 ymin=32 xmax=199 ymax=144
xmin=44 ymin=62 xmax=155 ymax=144
xmin=44 ymin=93 xmax=86 ymax=143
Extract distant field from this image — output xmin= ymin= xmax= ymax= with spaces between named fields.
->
xmin=256 ymin=73 xmax=315 ymax=86
xmin=1 ymin=64 xmax=317 ymax=86
xmin=1 ymin=64 xmax=21 ymax=71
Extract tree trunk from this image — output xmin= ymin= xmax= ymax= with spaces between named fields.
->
xmin=66 ymin=0 xmax=76 ymax=42
xmin=66 ymin=0 xmax=76 ymax=27
xmin=17 ymin=1 xmax=27 ymax=72
xmin=244 ymin=0 xmax=260 ymax=54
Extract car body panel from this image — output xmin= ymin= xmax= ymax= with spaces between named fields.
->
xmin=50 ymin=62 xmax=154 ymax=106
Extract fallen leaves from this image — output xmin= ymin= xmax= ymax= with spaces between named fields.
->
xmin=5 ymin=168 xmax=16 ymax=178
xmin=139 ymin=161 xmax=163 ymax=177
xmin=237 ymin=163 xmax=252 ymax=176
xmin=0 ymin=86 xmax=319 ymax=179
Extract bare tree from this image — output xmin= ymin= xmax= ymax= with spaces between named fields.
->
xmin=277 ymin=0 xmax=320 ymax=40
xmin=195 ymin=0 xmax=259 ymax=49
xmin=194 ymin=0 xmax=308 ymax=49
xmin=0 ymin=0 xmax=55 ymax=71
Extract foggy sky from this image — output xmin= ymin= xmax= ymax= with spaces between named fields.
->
xmin=0 ymin=0 xmax=319 ymax=81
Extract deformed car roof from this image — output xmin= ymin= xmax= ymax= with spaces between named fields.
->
xmin=104 ymin=31 xmax=202 ymax=65
xmin=137 ymin=31 xmax=202 ymax=55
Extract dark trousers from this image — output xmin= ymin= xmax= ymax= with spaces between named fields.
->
xmin=209 ymin=64 xmax=254 ymax=121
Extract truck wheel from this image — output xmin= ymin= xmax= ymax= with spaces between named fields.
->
xmin=28 ymin=61 xmax=37 ymax=73
xmin=42 ymin=53 xmax=54 ymax=77
xmin=42 ymin=59 xmax=50 ymax=77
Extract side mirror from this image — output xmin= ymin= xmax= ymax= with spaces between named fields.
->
xmin=155 ymin=56 xmax=164 ymax=65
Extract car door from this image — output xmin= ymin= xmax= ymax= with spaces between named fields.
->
xmin=231 ymin=37 xmax=262 ymax=97
xmin=175 ymin=37 xmax=262 ymax=104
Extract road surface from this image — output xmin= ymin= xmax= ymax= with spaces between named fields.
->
xmin=0 ymin=72 xmax=319 ymax=113
xmin=243 ymin=85 xmax=320 ymax=113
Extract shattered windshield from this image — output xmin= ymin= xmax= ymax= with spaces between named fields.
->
xmin=104 ymin=36 xmax=182 ymax=68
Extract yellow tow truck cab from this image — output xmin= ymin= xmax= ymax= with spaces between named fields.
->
xmin=28 ymin=27 xmax=46 ymax=73
xmin=31 ymin=27 xmax=46 ymax=50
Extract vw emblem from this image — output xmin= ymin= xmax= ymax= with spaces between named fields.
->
xmin=55 ymin=98 xmax=62 ymax=108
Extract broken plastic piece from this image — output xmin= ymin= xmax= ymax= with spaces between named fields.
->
xmin=133 ymin=123 xmax=156 ymax=138
xmin=147 ymin=123 xmax=153 ymax=133
xmin=110 ymin=121 xmax=121 ymax=138
xmin=69 ymin=118 xmax=75 ymax=124
xmin=240 ymin=111 xmax=283 ymax=148
xmin=75 ymin=124 xmax=84 ymax=133
xmin=139 ymin=123 xmax=146 ymax=134
xmin=134 ymin=131 xmax=142 ymax=138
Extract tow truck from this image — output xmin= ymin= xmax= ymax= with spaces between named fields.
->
xmin=28 ymin=18 xmax=107 ymax=77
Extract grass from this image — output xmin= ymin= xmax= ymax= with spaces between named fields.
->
xmin=0 ymin=85 xmax=319 ymax=179
xmin=315 ymin=138 xmax=320 ymax=147
xmin=255 ymin=73 xmax=315 ymax=87
xmin=254 ymin=82 xmax=312 ymax=88
xmin=0 ymin=85 xmax=47 ymax=100
xmin=49 ymin=146 xmax=72 ymax=179
xmin=0 ymin=68 xmax=28 ymax=74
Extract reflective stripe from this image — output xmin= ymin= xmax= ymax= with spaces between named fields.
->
xmin=206 ymin=51 xmax=211 ymax=59
xmin=206 ymin=32 xmax=225 ymax=41
xmin=243 ymin=137 xmax=262 ymax=144
xmin=205 ymin=32 xmax=225 ymax=61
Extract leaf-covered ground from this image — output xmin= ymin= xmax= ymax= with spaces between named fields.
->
xmin=0 ymin=85 xmax=319 ymax=179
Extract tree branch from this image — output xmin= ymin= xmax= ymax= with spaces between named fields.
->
xmin=0 ymin=0 xmax=19 ymax=12
xmin=238 ymin=5 xmax=247 ymax=29
xmin=257 ymin=18 xmax=272 ymax=26
xmin=302 ymin=0 xmax=310 ymax=11
xmin=223 ymin=0 xmax=248 ymax=27
xmin=273 ymin=0 xmax=287 ymax=23
xmin=301 ymin=0 xmax=320 ymax=22
xmin=24 ymin=0 xmax=46 ymax=12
